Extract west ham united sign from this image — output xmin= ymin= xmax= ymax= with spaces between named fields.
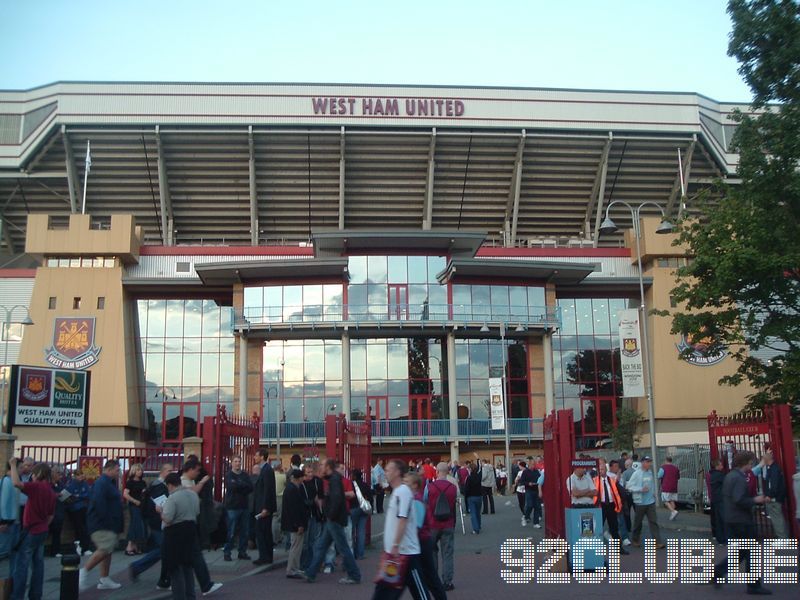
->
xmin=44 ymin=317 xmax=102 ymax=370
xmin=10 ymin=365 xmax=91 ymax=429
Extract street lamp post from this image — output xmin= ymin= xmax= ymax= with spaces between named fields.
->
xmin=481 ymin=321 xmax=523 ymax=495
xmin=599 ymin=201 xmax=674 ymax=504
xmin=1 ymin=305 xmax=34 ymax=431
xmin=277 ymin=359 xmax=285 ymax=460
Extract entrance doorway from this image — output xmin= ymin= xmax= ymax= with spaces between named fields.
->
xmin=163 ymin=402 xmax=200 ymax=442
xmin=388 ymin=284 xmax=409 ymax=320
xmin=368 ymin=395 xmax=389 ymax=436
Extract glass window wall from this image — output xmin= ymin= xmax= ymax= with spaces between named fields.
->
xmin=137 ymin=299 xmax=234 ymax=444
xmin=553 ymin=297 xmax=632 ymax=445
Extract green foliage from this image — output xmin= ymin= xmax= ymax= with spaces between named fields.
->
xmin=667 ymin=1 xmax=800 ymax=423
xmin=607 ymin=406 xmax=643 ymax=452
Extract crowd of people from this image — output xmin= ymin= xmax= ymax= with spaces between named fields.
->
xmin=1 ymin=446 xmax=798 ymax=598
xmin=0 ymin=455 xmax=226 ymax=600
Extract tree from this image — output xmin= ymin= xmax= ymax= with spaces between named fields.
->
xmin=607 ymin=406 xmax=643 ymax=452
xmin=667 ymin=0 xmax=800 ymax=423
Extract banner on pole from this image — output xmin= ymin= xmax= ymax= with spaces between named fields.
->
xmin=617 ymin=309 xmax=645 ymax=397
xmin=489 ymin=377 xmax=505 ymax=430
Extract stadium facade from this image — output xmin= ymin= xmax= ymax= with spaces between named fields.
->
xmin=0 ymin=82 xmax=750 ymax=461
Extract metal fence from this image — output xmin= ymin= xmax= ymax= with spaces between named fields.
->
xmin=578 ymin=444 xmax=711 ymax=509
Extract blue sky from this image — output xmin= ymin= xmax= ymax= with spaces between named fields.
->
xmin=0 ymin=0 xmax=752 ymax=101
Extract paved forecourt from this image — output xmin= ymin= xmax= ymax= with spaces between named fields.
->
xmin=39 ymin=498 xmax=797 ymax=599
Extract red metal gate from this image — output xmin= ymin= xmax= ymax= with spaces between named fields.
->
xmin=708 ymin=404 xmax=798 ymax=539
xmin=202 ymin=405 xmax=260 ymax=501
xmin=325 ymin=413 xmax=372 ymax=476
xmin=542 ymin=408 xmax=576 ymax=539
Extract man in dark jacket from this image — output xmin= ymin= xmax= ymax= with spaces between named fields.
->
xmin=300 ymin=459 xmax=361 ymax=584
xmin=758 ymin=451 xmax=788 ymax=538
xmin=130 ymin=463 xmax=173 ymax=589
xmin=282 ymin=470 xmax=309 ymax=578
xmin=223 ymin=456 xmax=254 ymax=561
xmin=712 ymin=451 xmax=771 ymax=594
xmin=80 ymin=460 xmax=124 ymax=591
xmin=252 ymin=449 xmax=277 ymax=565
xmin=707 ymin=459 xmax=726 ymax=544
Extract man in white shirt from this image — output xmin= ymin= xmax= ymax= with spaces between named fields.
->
xmin=567 ymin=462 xmax=597 ymax=508
xmin=372 ymin=459 xmax=426 ymax=600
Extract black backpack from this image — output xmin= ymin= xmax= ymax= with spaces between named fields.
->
xmin=431 ymin=482 xmax=453 ymax=522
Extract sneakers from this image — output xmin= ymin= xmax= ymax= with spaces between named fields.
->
xmin=202 ymin=582 xmax=223 ymax=596
xmin=622 ymin=538 xmax=631 ymax=546
xmin=533 ymin=523 xmax=542 ymax=529
xmin=670 ymin=510 xmax=678 ymax=521
xmin=84 ymin=550 xmax=94 ymax=556
xmin=323 ymin=565 xmax=333 ymax=574
xmin=521 ymin=517 xmax=528 ymax=526
xmin=97 ymin=577 xmax=122 ymax=590
xmin=655 ymin=543 xmax=666 ymax=549
xmin=338 ymin=577 xmax=360 ymax=585
xmin=156 ymin=580 xmax=171 ymax=590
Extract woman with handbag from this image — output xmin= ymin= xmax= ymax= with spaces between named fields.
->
xmin=349 ymin=468 xmax=373 ymax=560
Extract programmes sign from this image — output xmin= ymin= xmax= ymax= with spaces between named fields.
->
xmin=10 ymin=365 xmax=91 ymax=429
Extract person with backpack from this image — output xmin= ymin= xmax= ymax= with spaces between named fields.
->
xmin=406 ymin=472 xmax=446 ymax=600
xmin=426 ymin=462 xmax=457 ymax=592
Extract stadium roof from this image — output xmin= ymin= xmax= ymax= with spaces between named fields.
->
xmin=0 ymin=82 xmax=747 ymax=253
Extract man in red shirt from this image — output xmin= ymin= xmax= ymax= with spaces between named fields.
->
xmin=421 ymin=458 xmax=437 ymax=483
xmin=10 ymin=457 xmax=56 ymax=600
xmin=426 ymin=462 xmax=458 ymax=591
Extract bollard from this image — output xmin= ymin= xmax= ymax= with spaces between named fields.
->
xmin=60 ymin=554 xmax=80 ymax=600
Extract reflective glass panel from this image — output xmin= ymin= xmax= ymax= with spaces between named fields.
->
xmin=387 ymin=256 xmax=408 ymax=283
xmin=407 ymin=256 xmax=427 ymax=283
xmin=348 ymin=256 xmax=368 ymax=284
xmin=368 ymin=255 xmax=387 ymax=283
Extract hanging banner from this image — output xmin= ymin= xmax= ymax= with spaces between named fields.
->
xmin=489 ymin=377 xmax=505 ymax=430
xmin=617 ymin=309 xmax=645 ymax=397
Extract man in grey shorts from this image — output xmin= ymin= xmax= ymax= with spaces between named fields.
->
xmin=81 ymin=460 xmax=124 ymax=590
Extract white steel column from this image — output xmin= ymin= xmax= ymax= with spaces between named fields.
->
xmin=341 ymin=331 xmax=351 ymax=418
xmin=447 ymin=331 xmax=459 ymax=462
xmin=543 ymin=331 xmax=555 ymax=413
xmin=338 ymin=127 xmax=346 ymax=230
xmin=61 ymin=125 xmax=79 ymax=213
xmin=238 ymin=333 xmax=248 ymax=416
xmin=248 ymin=126 xmax=259 ymax=245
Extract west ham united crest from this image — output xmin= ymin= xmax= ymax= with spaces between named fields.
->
xmin=621 ymin=337 xmax=639 ymax=357
xmin=676 ymin=333 xmax=727 ymax=366
xmin=44 ymin=317 xmax=102 ymax=370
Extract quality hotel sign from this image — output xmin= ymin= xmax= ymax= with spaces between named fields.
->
xmin=9 ymin=365 xmax=91 ymax=429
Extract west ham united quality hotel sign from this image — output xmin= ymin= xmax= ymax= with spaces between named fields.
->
xmin=9 ymin=365 xmax=91 ymax=429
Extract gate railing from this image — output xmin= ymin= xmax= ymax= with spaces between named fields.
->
xmin=202 ymin=405 xmax=260 ymax=502
xmin=542 ymin=409 xmax=576 ymax=539
xmin=708 ymin=404 xmax=798 ymax=539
